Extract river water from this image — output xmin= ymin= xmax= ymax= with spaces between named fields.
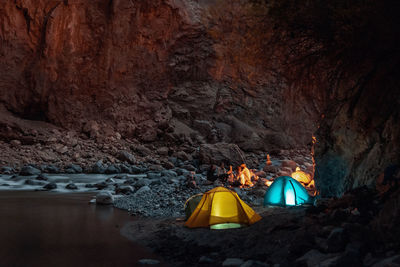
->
xmin=0 ymin=191 xmax=162 ymax=267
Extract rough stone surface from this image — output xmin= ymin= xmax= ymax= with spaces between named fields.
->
xmin=96 ymin=191 xmax=114 ymax=205
xmin=199 ymin=143 xmax=246 ymax=166
xmin=20 ymin=166 xmax=41 ymax=176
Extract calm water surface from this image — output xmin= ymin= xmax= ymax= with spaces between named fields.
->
xmin=0 ymin=191 xmax=162 ymax=267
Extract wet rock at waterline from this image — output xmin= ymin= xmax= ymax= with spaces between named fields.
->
xmin=65 ymin=183 xmax=78 ymax=190
xmin=43 ymin=182 xmax=57 ymax=190
xmin=20 ymin=166 xmax=41 ymax=176
xmin=96 ymin=191 xmax=114 ymax=205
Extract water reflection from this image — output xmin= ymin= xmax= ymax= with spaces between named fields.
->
xmin=0 ymin=191 xmax=162 ymax=267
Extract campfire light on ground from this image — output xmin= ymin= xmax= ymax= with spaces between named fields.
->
xmin=222 ymin=136 xmax=318 ymax=196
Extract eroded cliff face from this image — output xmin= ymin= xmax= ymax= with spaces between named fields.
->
xmin=1 ymin=0 xmax=398 ymax=196
xmin=315 ymin=63 xmax=400 ymax=196
xmin=0 ymin=0 xmax=321 ymax=151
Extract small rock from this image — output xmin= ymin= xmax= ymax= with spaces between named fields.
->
xmin=135 ymin=186 xmax=151 ymax=195
xmin=92 ymin=160 xmax=106 ymax=174
xmin=174 ymin=151 xmax=192 ymax=161
xmin=1 ymin=166 xmax=15 ymax=174
xmin=327 ymin=227 xmax=347 ymax=252
xmin=117 ymin=150 xmax=136 ymax=165
xmin=263 ymin=165 xmax=279 ymax=173
xmin=115 ymin=185 xmax=134 ymax=195
xmin=134 ymin=145 xmax=152 ymax=157
xmin=157 ymin=147 xmax=169 ymax=156
xmin=65 ymin=164 xmax=82 ymax=174
xmin=94 ymin=181 xmax=108 ymax=190
xmin=20 ymin=166 xmax=41 ymax=176
xmin=223 ymin=258 xmax=244 ymax=266
xmin=43 ymin=182 xmax=57 ymax=190
xmin=137 ymin=259 xmax=160 ymax=265
xmin=182 ymin=164 xmax=196 ymax=171
xmin=105 ymin=164 xmax=121 ymax=174
xmin=148 ymin=164 xmax=164 ymax=172
xmin=135 ymin=178 xmax=151 ymax=188
xmin=66 ymin=183 xmax=78 ymax=190
xmin=119 ymin=164 xmax=132 ymax=173
xmin=130 ymin=165 xmax=143 ymax=174
xmin=106 ymin=177 xmax=116 ymax=183
xmin=44 ymin=165 xmax=60 ymax=173
xmin=199 ymin=256 xmax=215 ymax=264
xmin=35 ymin=173 xmax=48 ymax=181
xmin=280 ymin=160 xmax=297 ymax=171
xmin=96 ymin=191 xmax=114 ymax=205
xmin=10 ymin=139 xmax=21 ymax=146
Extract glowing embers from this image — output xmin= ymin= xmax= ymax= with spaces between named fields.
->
xmin=264 ymin=176 xmax=314 ymax=207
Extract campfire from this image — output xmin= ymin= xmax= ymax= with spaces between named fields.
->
xmin=216 ymin=146 xmax=318 ymax=196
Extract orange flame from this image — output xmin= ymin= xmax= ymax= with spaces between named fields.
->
xmin=237 ymin=164 xmax=254 ymax=187
xmin=266 ymin=154 xmax=272 ymax=166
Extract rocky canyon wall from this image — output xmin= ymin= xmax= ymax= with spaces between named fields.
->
xmin=0 ymin=0 xmax=321 ymax=152
xmin=1 ymin=0 xmax=398 ymax=196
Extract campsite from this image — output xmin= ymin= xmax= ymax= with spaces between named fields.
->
xmin=0 ymin=0 xmax=400 ymax=266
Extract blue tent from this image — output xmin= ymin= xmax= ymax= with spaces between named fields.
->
xmin=264 ymin=176 xmax=314 ymax=206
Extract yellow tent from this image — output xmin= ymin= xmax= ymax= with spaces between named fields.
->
xmin=185 ymin=187 xmax=262 ymax=229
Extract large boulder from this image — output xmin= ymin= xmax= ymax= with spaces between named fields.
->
xmin=199 ymin=143 xmax=246 ymax=167
xmin=20 ymin=166 xmax=41 ymax=176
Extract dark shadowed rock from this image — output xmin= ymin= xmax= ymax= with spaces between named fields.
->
xmin=94 ymin=181 xmax=108 ymax=190
xmin=105 ymin=164 xmax=121 ymax=174
xmin=35 ymin=173 xmax=48 ymax=181
xmin=20 ymin=166 xmax=41 ymax=176
xmin=135 ymin=186 xmax=151 ymax=195
xmin=119 ymin=164 xmax=132 ymax=173
xmin=135 ymin=179 xmax=151 ymax=188
xmin=0 ymin=166 xmax=15 ymax=174
xmin=66 ymin=183 xmax=78 ymax=190
xmin=65 ymin=164 xmax=82 ymax=174
xmin=43 ymin=165 xmax=60 ymax=174
xmin=327 ymin=228 xmax=347 ymax=253
xmin=43 ymin=182 xmax=57 ymax=190
xmin=199 ymin=143 xmax=246 ymax=167
xmin=117 ymin=150 xmax=136 ymax=165
xmin=91 ymin=161 xmax=106 ymax=174
xmin=116 ymin=185 xmax=134 ymax=195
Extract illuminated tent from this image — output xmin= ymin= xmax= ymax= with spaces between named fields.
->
xmin=185 ymin=187 xmax=262 ymax=229
xmin=184 ymin=193 xmax=203 ymax=220
xmin=264 ymin=176 xmax=313 ymax=206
